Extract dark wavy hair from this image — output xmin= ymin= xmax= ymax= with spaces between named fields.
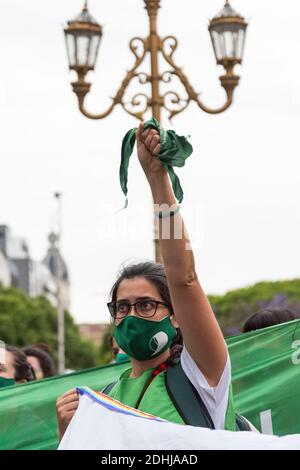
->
xmin=6 ymin=345 xmax=35 ymax=382
xmin=22 ymin=346 xmax=57 ymax=378
xmin=110 ymin=261 xmax=183 ymax=365
xmin=243 ymin=308 xmax=299 ymax=333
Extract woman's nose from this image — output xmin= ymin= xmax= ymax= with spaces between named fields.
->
xmin=127 ymin=305 xmax=137 ymax=317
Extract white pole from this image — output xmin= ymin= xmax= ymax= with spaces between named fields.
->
xmin=54 ymin=192 xmax=65 ymax=375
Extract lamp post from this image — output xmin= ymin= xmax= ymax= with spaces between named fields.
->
xmin=64 ymin=0 xmax=247 ymax=261
xmin=48 ymin=229 xmax=65 ymax=376
xmin=53 ymin=192 xmax=65 ymax=375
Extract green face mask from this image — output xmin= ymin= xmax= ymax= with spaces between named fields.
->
xmin=114 ymin=315 xmax=177 ymax=361
xmin=115 ymin=353 xmax=130 ymax=364
xmin=0 ymin=377 xmax=15 ymax=389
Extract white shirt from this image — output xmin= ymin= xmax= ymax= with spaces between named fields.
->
xmin=180 ymin=345 xmax=231 ymax=430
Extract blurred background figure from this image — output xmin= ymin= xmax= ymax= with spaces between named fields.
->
xmin=0 ymin=345 xmax=35 ymax=388
xmin=22 ymin=346 xmax=57 ymax=379
xmin=32 ymin=343 xmax=53 ymax=354
xmin=109 ymin=335 xmax=130 ymax=364
xmin=243 ymin=308 xmax=299 ymax=333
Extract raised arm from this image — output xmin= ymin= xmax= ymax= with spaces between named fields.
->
xmin=136 ymin=123 xmax=227 ymax=386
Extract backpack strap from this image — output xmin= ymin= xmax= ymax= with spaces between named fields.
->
xmin=102 ymin=381 xmax=117 ymax=395
xmin=165 ymin=361 xmax=215 ymax=429
xmin=166 ymin=360 xmax=251 ymax=431
xmin=235 ymin=413 xmax=252 ymax=431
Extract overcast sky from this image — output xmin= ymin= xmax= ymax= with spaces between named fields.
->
xmin=1 ymin=0 xmax=300 ymax=324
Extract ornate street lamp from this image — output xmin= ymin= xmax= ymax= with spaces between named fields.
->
xmin=64 ymin=0 xmax=247 ymax=121
xmin=64 ymin=0 xmax=248 ymax=260
xmin=64 ymin=1 xmax=102 ymax=97
xmin=209 ymin=0 xmax=247 ymax=96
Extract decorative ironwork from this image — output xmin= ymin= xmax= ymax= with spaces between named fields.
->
xmin=66 ymin=1 xmax=246 ymax=123
xmin=162 ymin=91 xmax=189 ymax=122
xmin=159 ymin=35 xmax=236 ymax=116
xmin=122 ymin=93 xmax=150 ymax=121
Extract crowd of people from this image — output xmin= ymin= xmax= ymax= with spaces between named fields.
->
xmin=1 ymin=306 xmax=296 ymax=390
xmin=0 ymin=343 xmax=56 ymax=388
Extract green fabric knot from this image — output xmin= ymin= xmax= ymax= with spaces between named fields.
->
xmin=119 ymin=118 xmax=193 ymax=208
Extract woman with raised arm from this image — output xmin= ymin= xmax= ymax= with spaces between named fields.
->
xmin=56 ymin=123 xmax=244 ymax=442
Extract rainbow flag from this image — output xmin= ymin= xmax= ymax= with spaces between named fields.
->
xmin=77 ymin=386 xmax=165 ymax=422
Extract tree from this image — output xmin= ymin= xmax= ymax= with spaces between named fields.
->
xmin=98 ymin=323 xmax=114 ymax=365
xmin=209 ymin=279 xmax=300 ymax=335
xmin=0 ymin=284 xmax=99 ymax=370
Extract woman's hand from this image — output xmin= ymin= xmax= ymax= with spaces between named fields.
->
xmin=56 ymin=388 xmax=79 ymax=442
xmin=136 ymin=122 xmax=165 ymax=180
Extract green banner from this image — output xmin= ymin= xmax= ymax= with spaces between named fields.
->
xmin=0 ymin=361 xmax=130 ymax=450
xmin=228 ymin=319 xmax=300 ymax=435
xmin=1 ymin=320 xmax=300 ymax=449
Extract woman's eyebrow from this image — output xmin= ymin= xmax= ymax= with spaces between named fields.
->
xmin=136 ymin=296 xmax=157 ymax=301
xmin=116 ymin=296 xmax=155 ymax=302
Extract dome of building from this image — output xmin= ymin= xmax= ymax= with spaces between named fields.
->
xmin=43 ymin=232 xmax=69 ymax=282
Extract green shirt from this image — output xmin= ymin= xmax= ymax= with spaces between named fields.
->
xmin=108 ymin=364 xmax=236 ymax=430
xmin=108 ymin=367 xmax=185 ymax=424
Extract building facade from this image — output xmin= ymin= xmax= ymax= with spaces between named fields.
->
xmin=77 ymin=323 xmax=108 ymax=347
xmin=0 ymin=225 xmax=70 ymax=310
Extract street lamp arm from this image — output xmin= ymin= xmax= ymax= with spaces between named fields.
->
xmin=77 ymin=97 xmax=115 ymax=120
xmin=160 ymin=35 xmax=235 ymax=116
xmin=74 ymin=37 xmax=149 ymax=120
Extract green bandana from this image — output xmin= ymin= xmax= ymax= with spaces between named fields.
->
xmin=120 ymin=117 xmax=193 ymax=207
xmin=114 ymin=315 xmax=177 ymax=361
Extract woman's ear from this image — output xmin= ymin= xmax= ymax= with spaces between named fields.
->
xmin=170 ymin=315 xmax=179 ymax=329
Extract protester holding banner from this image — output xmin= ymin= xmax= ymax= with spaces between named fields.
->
xmin=56 ymin=122 xmax=240 ymax=441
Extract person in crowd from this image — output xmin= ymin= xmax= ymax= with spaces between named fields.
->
xmin=243 ymin=307 xmax=299 ymax=333
xmin=22 ymin=346 xmax=57 ymax=380
xmin=0 ymin=345 xmax=35 ymax=388
xmin=109 ymin=335 xmax=130 ymax=364
xmin=56 ymin=122 xmax=248 ymax=441
xmin=32 ymin=342 xmax=53 ymax=355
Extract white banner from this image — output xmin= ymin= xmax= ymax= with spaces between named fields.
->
xmin=58 ymin=387 xmax=300 ymax=450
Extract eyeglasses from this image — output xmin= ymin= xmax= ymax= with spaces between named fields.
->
xmin=107 ymin=299 xmax=170 ymax=319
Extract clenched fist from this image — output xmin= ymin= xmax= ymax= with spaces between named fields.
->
xmin=56 ymin=388 xmax=79 ymax=442
xmin=136 ymin=122 xmax=165 ymax=179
